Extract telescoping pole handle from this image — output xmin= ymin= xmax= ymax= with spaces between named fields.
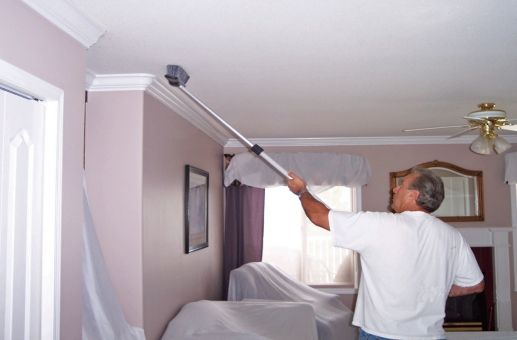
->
xmin=250 ymin=145 xmax=291 ymax=180
xmin=178 ymin=85 xmax=291 ymax=180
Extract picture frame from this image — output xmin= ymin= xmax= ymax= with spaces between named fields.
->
xmin=184 ymin=165 xmax=209 ymax=253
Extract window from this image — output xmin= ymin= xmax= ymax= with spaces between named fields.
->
xmin=262 ymin=186 xmax=360 ymax=288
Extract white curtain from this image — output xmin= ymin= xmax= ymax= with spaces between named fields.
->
xmin=505 ymin=152 xmax=517 ymax=183
xmin=224 ymin=152 xmax=371 ymax=188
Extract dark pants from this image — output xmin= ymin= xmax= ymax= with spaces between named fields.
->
xmin=359 ymin=329 xmax=393 ymax=340
xmin=359 ymin=328 xmax=446 ymax=340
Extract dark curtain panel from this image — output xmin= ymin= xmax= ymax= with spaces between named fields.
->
xmin=222 ymin=184 xmax=265 ymax=298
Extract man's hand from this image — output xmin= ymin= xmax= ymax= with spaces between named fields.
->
xmin=448 ymin=281 xmax=485 ymax=297
xmin=287 ymin=171 xmax=307 ymax=196
xmin=286 ymin=171 xmax=330 ymax=230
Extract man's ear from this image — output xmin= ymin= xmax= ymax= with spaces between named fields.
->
xmin=410 ymin=189 xmax=420 ymax=202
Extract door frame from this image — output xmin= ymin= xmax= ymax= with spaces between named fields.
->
xmin=0 ymin=58 xmax=64 ymax=340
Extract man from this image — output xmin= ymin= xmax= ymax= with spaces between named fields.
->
xmin=287 ymin=167 xmax=484 ymax=340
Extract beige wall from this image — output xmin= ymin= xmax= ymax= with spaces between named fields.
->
xmin=0 ymin=1 xmax=87 ymax=338
xmin=85 ymin=91 xmax=224 ymax=339
xmin=226 ymin=143 xmax=517 ymax=329
xmin=142 ymin=93 xmax=224 ymax=340
xmin=225 ymin=143 xmax=514 ymax=227
xmin=85 ymin=91 xmax=145 ymax=325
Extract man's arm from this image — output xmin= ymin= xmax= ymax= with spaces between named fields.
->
xmin=287 ymin=171 xmax=330 ymax=230
xmin=448 ymin=280 xmax=485 ymax=297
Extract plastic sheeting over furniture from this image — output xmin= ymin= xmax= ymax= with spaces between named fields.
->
xmin=161 ymin=300 xmax=319 ymax=340
xmin=224 ymin=152 xmax=371 ymax=188
xmin=82 ymin=176 xmax=145 ymax=340
xmin=228 ymin=262 xmax=357 ymax=340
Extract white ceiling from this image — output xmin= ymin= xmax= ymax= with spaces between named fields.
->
xmin=71 ymin=0 xmax=517 ymax=142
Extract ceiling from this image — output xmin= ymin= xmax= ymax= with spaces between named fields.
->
xmin=71 ymin=0 xmax=517 ymax=144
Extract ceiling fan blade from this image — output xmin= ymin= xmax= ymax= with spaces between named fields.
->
xmin=403 ymin=124 xmax=469 ymax=132
xmin=447 ymin=126 xmax=479 ymax=139
xmin=500 ymin=125 xmax=517 ymax=132
xmin=463 ymin=116 xmax=485 ymax=122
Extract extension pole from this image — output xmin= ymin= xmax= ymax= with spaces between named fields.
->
xmin=177 ymin=84 xmax=291 ymax=180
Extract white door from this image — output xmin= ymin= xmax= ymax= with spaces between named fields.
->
xmin=0 ymin=89 xmax=46 ymax=340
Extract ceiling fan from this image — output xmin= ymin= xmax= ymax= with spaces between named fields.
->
xmin=403 ymin=103 xmax=517 ymax=155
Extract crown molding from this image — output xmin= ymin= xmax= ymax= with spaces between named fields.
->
xmin=224 ymin=135 xmax=517 ymax=148
xmin=22 ymin=0 xmax=105 ymax=48
xmin=85 ymin=73 xmax=517 ymax=149
xmin=86 ymin=73 xmax=228 ymax=145
xmin=86 ymin=73 xmax=155 ymax=91
xmin=145 ymin=80 xmax=229 ymax=145
xmin=85 ymin=69 xmax=96 ymax=89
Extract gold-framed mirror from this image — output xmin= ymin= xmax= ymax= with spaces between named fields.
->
xmin=389 ymin=160 xmax=484 ymax=222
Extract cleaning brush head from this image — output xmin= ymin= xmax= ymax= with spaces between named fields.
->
xmin=165 ymin=65 xmax=190 ymax=87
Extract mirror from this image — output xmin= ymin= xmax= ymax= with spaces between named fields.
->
xmin=389 ymin=160 xmax=484 ymax=222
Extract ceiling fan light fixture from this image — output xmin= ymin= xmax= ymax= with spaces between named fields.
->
xmin=404 ymin=102 xmax=514 ymax=155
xmin=470 ymin=135 xmax=492 ymax=155
xmin=494 ymin=136 xmax=512 ymax=154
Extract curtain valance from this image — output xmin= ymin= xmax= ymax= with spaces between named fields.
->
xmin=505 ymin=152 xmax=517 ymax=184
xmin=224 ymin=152 xmax=371 ymax=188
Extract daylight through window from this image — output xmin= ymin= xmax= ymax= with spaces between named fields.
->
xmin=263 ymin=186 xmax=360 ymax=287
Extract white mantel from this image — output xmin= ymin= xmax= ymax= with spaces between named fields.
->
xmin=459 ymin=227 xmax=513 ymax=331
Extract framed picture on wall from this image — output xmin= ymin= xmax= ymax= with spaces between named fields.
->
xmin=184 ymin=165 xmax=209 ymax=253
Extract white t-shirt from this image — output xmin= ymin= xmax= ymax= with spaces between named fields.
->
xmin=329 ymin=210 xmax=483 ymax=340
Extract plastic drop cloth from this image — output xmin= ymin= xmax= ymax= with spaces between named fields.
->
xmin=227 ymin=262 xmax=357 ymax=340
xmin=161 ymin=300 xmax=319 ymax=340
xmin=224 ymin=152 xmax=371 ymax=188
xmin=82 ymin=175 xmax=146 ymax=340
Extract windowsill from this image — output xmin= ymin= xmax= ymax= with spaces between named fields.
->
xmin=310 ymin=285 xmax=358 ymax=295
